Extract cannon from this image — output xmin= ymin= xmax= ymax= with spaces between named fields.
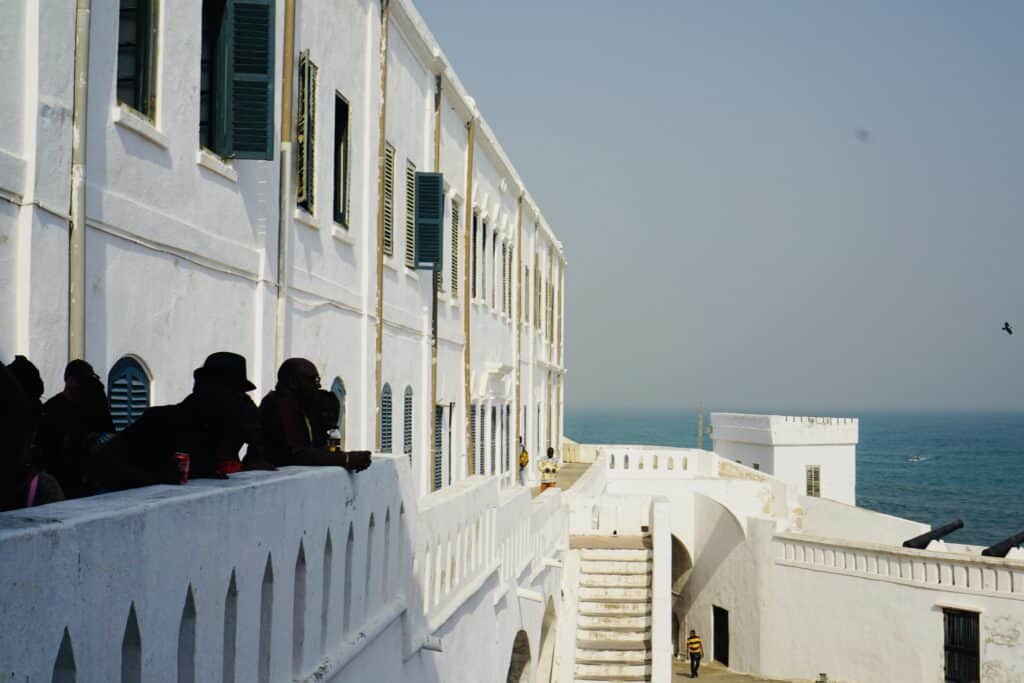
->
xmin=902 ymin=518 xmax=964 ymax=549
xmin=981 ymin=529 xmax=1024 ymax=558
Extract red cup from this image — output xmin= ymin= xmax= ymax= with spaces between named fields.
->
xmin=175 ymin=452 xmax=191 ymax=484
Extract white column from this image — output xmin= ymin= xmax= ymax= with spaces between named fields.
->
xmin=650 ymin=497 xmax=672 ymax=683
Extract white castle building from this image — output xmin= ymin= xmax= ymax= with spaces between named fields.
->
xmin=2 ymin=2 xmax=1023 ymax=682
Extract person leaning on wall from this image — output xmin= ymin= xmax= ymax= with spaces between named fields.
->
xmin=252 ymin=358 xmax=370 ymax=472
xmin=90 ymin=352 xmax=262 ymax=490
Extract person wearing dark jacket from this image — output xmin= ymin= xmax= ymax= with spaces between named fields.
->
xmin=37 ymin=360 xmax=115 ymax=498
xmin=1 ymin=361 xmax=64 ymax=511
xmin=258 ymin=358 xmax=370 ymax=471
xmin=91 ymin=352 xmax=260 ymax=490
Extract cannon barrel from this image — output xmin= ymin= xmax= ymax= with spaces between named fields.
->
xmin=981 ymin=529 xmax=1024 ymax=558
xmin=902 ymin=518 xmax=964 ymax=549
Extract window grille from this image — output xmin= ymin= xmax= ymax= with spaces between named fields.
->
xmin=382 ymin=143 xmax=395 ymax=257
xmin=491 ymin=236 xmax=498 ymax=310
xmin=404 ymin=160 xmax=417 ymax=268
xmin=330 ymin=377 xmax=346 ymax=449
xmin=433 ymin=405 xmax=443 ymax=490
xmin=296 ymin=50 xmax=318 ymax=213
xmin=108 ymin=357 xmax=150 ymax=431
xmin=117 ymin=0 xmax=157 ymax=117
xmin=490 ymin=406 xmax=497 ymax=475
xmin=469 ymin=403 xmax=477 ymax=474
xmin=478 ymin=404 xmax=486 ymax=475
xmin=944 ymin=608 xmax=980 ymax=682
xmin=806 ymin=465 xmax=821 ymax=497
xmin=403 ymin=386 xmax=414 ymax=464
xmin=504 ymin=405 xmax=511 ymax=472
xmin=450 ymin=200 xmax=460 ymax=294
xmin=481 ymin=221 xmax=488 ymax=303
xmin=380 ymin=383 xmax=392 ymax=453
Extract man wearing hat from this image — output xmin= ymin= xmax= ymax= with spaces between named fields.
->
xmin=37 ymin=360 xmax=115 ymax=498
xmin=91 ymin=352 xmax=261 ymax=490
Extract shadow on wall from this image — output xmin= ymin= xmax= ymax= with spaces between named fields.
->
xmin=670 ymin=534 xmax=694 ymax=653
xmin=535 ymin=599 xmax=558 ymax=682
xmin=675 ymin=496 xmax=746 ymax=640
xmin=505 ymin=629 xmax=532 ymax=683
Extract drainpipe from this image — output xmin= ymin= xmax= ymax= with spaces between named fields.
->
xmin=373 ymin=0 xmax=391 ymax=451
xmin=68 ymin=0 xmax=91 ymax=361
xmin=275 ymin=0 xmax=296 ymax=369
xmin=513 ymin=193 xmax=523 ymax=476
xmin=462 ymin=113 xmax=476 ymax=476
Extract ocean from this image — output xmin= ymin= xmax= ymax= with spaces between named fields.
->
xmin=565 ymin=411 xmax=1024 ymax=547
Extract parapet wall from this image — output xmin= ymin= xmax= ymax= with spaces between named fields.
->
xmin=711 ymin=412 xmax=859 ymax=446
xmin=0 ymin=457 xmax=567 ymax=682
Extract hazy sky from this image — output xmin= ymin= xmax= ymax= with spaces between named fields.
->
xmin=418 ymin=1 xmax=1024 ymax=414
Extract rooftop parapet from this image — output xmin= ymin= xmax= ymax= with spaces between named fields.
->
xmin=711 ymin=412 xmax=859 ymax=446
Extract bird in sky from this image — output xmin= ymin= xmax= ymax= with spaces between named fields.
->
xmin=855 ymin=129 xmax=871 ymax=143
xmin=1003 ymin=322 xmax=1013 ymax=335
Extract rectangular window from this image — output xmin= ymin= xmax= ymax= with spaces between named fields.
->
xmin=332 ymin=94 xmax=350 ymax=226
xmin=296 ymin=50 xmax=317 ymax=213
xmin=753 ymin=463 xmax=760 ymax=471
xmin=481 ymin=221 xmax=488 ymax=302
xmin=199 ymin=0 xmax=275 ymax=159
xmin=471 ymin=212 xmax=478 ymax=299
xmin=117 ymin=0 xmax=158 ymax=118
xmin=491 ymin=237 xmax=498 ymax=310
xmin=806 ymin=465 xmax=821 ymax=497
xmin=450 ymin=200 xmax=460 ymax=294
xmin=469 ymin=404 xmax=477 ymax=474
xmin=944 ymin=609 xmax=979 ymax=683
xmin=405 ymin=160 xmax=417 ymax=268
xmin=382 ymin=142 xmax=395 ymax=257
xmin=522 ymin=267 xmax=529 ymax=323
xmin=501 ymin=243 xmax=508 ymax=315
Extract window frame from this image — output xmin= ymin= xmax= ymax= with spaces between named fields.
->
xmin=332 ymin=92 xmax=351 ymax=227
xmin=117 ymin=0 xmax=159 ymax=119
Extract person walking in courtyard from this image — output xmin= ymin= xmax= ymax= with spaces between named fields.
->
xmin=538 ymin=446 xmax=558 ymax=492
xmin=686 ymin=629 xmax=704 ymax=678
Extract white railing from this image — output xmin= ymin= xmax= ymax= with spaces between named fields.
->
xmin=0 ymin=457 xmax=410 ymax=682
xmin=0 ymin=456 xmax=568 ymax=682
xmin=775 ymin=533 xmax=1024 ymax=599
xmin=416 ymin=475 xmax=500 ymax=633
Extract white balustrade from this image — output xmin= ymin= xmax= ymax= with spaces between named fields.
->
xmin=775 ymin=533 xmax=1024 ymax=599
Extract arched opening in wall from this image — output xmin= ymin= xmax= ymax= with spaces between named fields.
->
xmin=52 ymin=627 xmax=76 ymax=683
xmin=671 ymin=534 xmax=695 ymax=656
xmin=403 ymin=387 xmax=413 ymax=464
xmin=108 ymin=356 xmax=151 ymax=431
xmin=330 ymin=377 xmax=347 ymax=448
xmin=504 ymin=629 xmax=532 ymax=683
xmin=380 ymin=384 xmax=392 ymax=453
xmin=535 ymin=599 xmax=558 ymax=682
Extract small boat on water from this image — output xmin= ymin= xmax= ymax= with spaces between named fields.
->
xmin=908 ymin=454 xmax=927 ymax=463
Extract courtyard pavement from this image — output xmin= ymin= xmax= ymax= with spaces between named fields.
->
xmin=673 ymin=658 xmax=792 ymax=682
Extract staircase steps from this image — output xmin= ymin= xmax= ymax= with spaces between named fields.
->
xmin=573 ymin=539 xmax=654 ymax=681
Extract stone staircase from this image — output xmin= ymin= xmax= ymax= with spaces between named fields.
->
xmin=573 ymin=542 xmax=653 ymax=682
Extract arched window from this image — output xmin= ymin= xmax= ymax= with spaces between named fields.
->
xmin=403 ymin=386 xmax=414 ymax=464
xmin=330 ymin=377 xmax=347 ymax=448
xmin=380 ymin=384 xmax=392 ymax=453
xmin=108 ymin=357 xmax=150 ymax=431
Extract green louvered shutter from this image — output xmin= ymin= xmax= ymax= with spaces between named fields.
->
xmin=433 ymin=405 xmax=443 ymax=490
xmin=221 ymin=0 xmax=275 ymax=160
xmin=414 ymin=172 xmax=444 ymax=271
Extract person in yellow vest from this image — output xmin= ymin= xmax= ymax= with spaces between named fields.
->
xmin=686 ymin=629 xmax=704 ymax=678
xmin=538 ymin=446 xmax=559 ymax=492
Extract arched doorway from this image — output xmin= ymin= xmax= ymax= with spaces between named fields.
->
xmin=505 ymin=629 xmax=531 ymax=683
xmin=536 ymin=599 xmax=558 ymax=682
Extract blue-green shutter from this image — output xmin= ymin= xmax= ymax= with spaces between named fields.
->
xmin=108 ymin=358 xmax=150 ymax=431
xmin=433 ymin=405 xmax=443 ymax=490
xmin=380 ymin=383 xmax=392 ymax=453
xmin=219 ymin=0 xmax=275 ymax=160
xmin=414 ymin=172 xmax=444 ymax=271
